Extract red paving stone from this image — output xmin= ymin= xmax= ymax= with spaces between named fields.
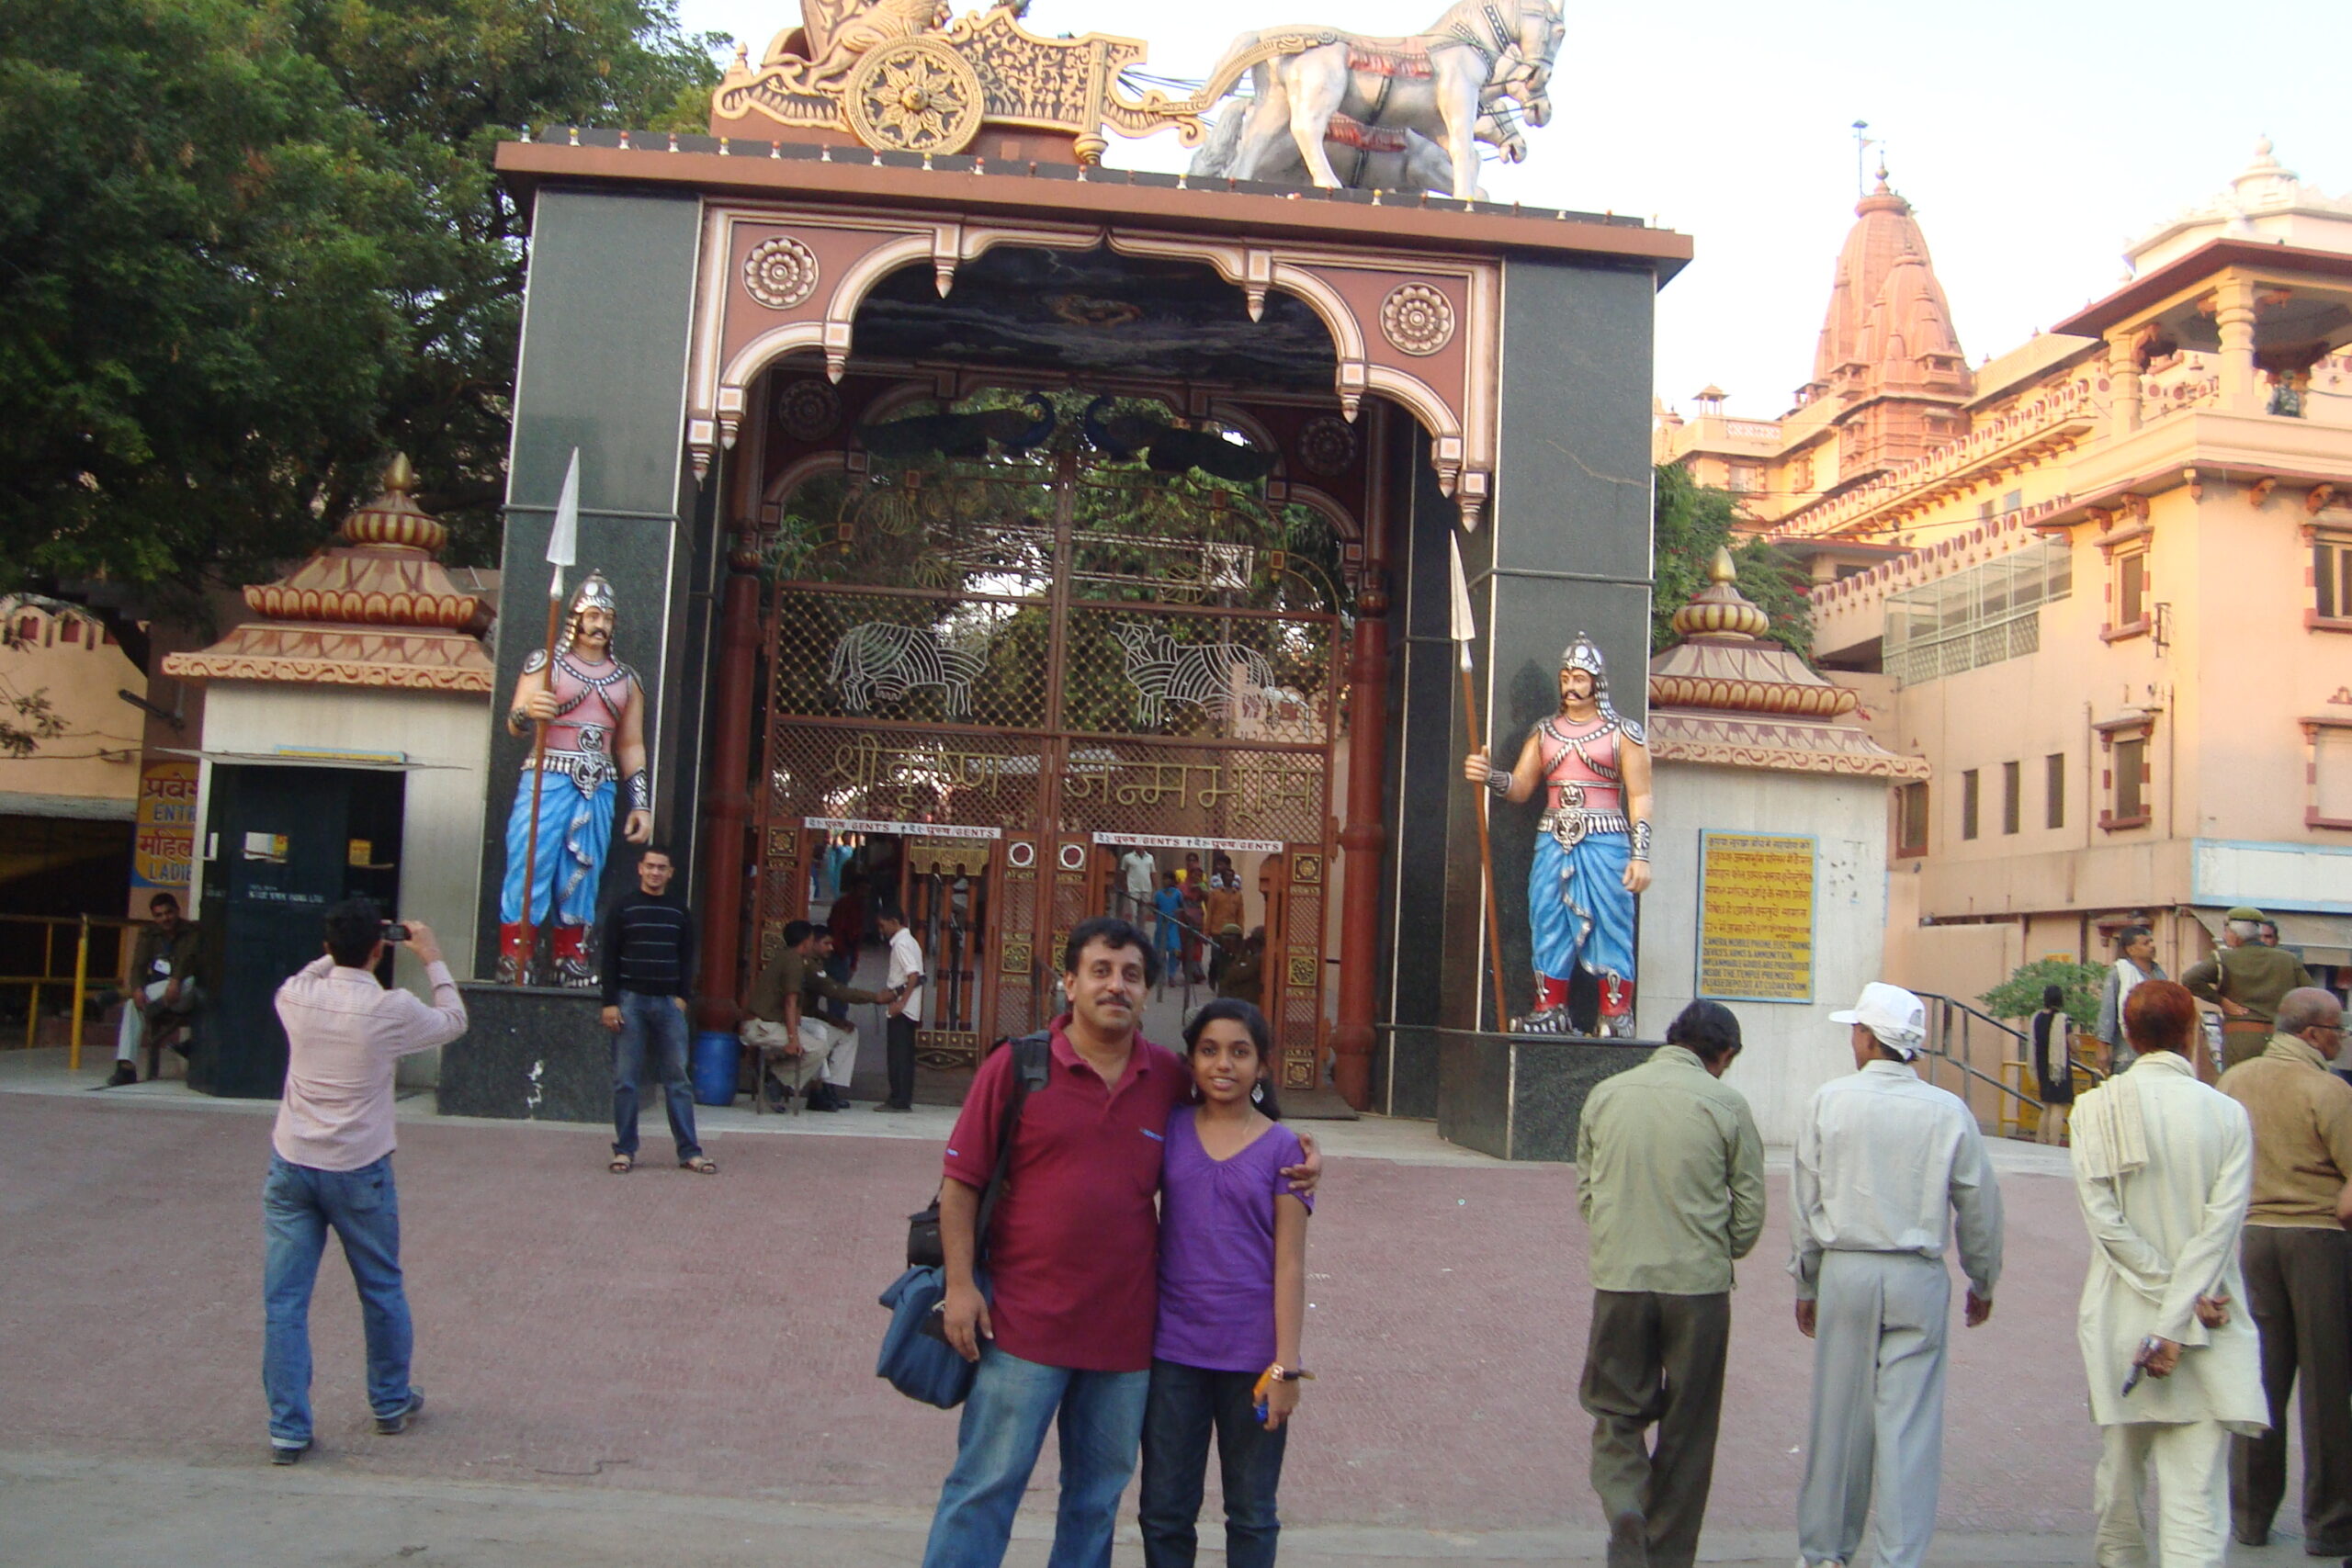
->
xmin=0 ymin=1094 xmax=2109 ymax=1537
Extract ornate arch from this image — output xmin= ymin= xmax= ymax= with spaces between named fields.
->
xmin=1107 ymin=231 xmax=1497 ymax=529
xmin=687 ymin=206 xmax=1101 ymax=474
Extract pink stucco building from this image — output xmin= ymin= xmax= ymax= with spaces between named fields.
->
xmin=1659 ymin=141 xmax=2352 ymax=1089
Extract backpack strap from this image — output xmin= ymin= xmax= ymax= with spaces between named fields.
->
xmin=975 ymin=1031 xmax=1053 ymax=1258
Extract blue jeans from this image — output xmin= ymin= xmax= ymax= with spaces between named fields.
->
xmin=922 ymin=1344 xmax=1150 ymax=1568
xmin=612 ymin=989 xmax=700 ymax=1160
xmin=1138 ymin=1359 xmax=1288 ymax=1568
xmin=262 ymin=1152 xmax=414 ymax=1446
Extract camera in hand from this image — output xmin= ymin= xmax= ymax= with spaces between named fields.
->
xmin=379 ymin=921 xmax=410 ymax=943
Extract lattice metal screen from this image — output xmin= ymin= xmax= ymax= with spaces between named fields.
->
xmin=752 ymin=438 xmax=1346 ymax=1076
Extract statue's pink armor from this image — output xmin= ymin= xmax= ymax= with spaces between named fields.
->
xmin=1532 ymin=715 xmax=1634 ymax=852
xmin=527 ymin=651 xmax=638 ymax=791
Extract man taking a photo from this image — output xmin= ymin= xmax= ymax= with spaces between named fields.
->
xmin=263 ymin=901 xmax=466 ymax=1465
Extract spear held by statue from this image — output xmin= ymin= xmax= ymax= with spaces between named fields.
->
xmin=515 ymin=450 xmax=581 ymax=980
xmin=1449 ymin=535 xmax=1513 ymax=1032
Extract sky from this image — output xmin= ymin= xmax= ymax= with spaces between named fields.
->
xmin=672 ymin=0 xmax=2349 ymax=421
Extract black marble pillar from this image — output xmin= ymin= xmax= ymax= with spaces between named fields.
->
xmin=1435 ymin=1031 xmax=1655 ymax=1161
xmin=474 ymin=188 xmax=707 ymax=978
xmin=437 ymin=983 xmax=615 ymax=1122
xmin=1384 ymin=255 xmax=1659 ymax=1150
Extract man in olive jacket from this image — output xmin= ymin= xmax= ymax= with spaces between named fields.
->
xmin=1575 ymin=999 xmax=1766 ymax=1568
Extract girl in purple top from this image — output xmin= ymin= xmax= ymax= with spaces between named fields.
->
xmin=1137 ymin=999 xmax=1312 ymax=1568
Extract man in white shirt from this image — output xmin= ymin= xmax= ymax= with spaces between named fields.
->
xmin=1791 ymin=982 xmax=2004 ymax=1568
xmin=1118 ymin=847 xmax=1157 ymax=925
xmin=263 ymin=900 xmax=468 ymax=1466
xmin=2097 ymin=925 xmax=2165 ymax=1075
xmin=877 ymin=899 xmax=925 ymax=1112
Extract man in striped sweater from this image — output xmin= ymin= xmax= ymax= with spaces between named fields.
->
xmin=597 ymin=846 xmax=710 ymax=1173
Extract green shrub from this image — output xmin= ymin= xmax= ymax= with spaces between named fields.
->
xmin=1979 ymin=960 xmax=2104 ymax=1031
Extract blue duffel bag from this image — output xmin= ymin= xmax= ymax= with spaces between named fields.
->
xmin=877 ymin=1265 xmax=979 ymax=1408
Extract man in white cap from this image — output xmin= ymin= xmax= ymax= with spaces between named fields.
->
xmin=1791 ymin=981 xmax=2005 ymax=1568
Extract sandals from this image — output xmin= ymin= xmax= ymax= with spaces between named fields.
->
xmin=679 ymin=1155 xmax=718 ymax=1175
xmin=608 ymin=1153 xmax=633 ymax=1174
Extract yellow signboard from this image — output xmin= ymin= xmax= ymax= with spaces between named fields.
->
xmin=1696 ymin=831 xmax=1815 ymax=1003
xmin=130 ymin=760 xmax=198 ymax=891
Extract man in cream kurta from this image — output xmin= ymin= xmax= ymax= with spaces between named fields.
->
xmin=2072 ymin=1034 xmax=2267 ymax=1567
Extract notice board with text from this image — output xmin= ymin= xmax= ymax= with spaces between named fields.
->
xmin=1695 ymin=830 xmax=1815 ymax=1002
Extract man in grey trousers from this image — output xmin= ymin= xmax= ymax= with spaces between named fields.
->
xmin=1791 ymin=982 xmax=2005 ymax=1568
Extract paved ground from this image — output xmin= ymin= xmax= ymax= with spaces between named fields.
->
xmin=0 ymin=1053 xmax=2328 ymax=1565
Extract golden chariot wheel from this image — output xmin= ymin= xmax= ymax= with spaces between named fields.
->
xmin=842 ymin=37 xmax=987 ymax=157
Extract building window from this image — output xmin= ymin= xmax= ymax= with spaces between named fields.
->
xmin=2304 ymin=720 xmax=2352 ymax=829
xmin=1961 ymin=769 xmax=1981 ymax=840
xmin=2001 ymin=761 xmax=2021 ymax=834
xmin=2105 ymin=547 xmax=2150 ymax=640
xmin=1728 ymin=463 xmax=1762 ymax=493
xmin=59 ymin=617 xmax=78 ymax=644
xmin=2045 ymin=752 xmax=2065 ymax=829
xmin=2314 ymin=537 xmax=2352 ymax=628
xmin=2098 ymin=720 xmax=2154 ymax=830
xmin=1897 ymin=782 xmax=1929 ymax=857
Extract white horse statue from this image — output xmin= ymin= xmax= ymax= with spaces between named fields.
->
xmin=1196 ymin=0 xmax=1563 ymax=197
xmin=1188 ymin=102 xmax=1527 ymax=197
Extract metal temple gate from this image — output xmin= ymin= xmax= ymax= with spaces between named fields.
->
xmin=750 ymin=438 xmax=1342 ymax=1090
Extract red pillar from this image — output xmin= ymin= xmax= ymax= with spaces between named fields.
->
xmin=1330 ymin=576 xmax=1390 ymax=1110
xmin=694 ymin=547 xmax=762 ymax=1033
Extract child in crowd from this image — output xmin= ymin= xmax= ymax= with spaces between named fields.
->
xmin=1138 ymin=999 xmax=1312 ymax=1568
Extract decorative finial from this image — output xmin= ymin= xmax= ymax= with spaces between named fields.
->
xmin=337 ymin=452 xmax=445 ymax=555
xmin=1668 ymin=546 xmax=1770 ymax=641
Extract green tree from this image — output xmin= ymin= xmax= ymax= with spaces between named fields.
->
xmin=1980 ymin=958 xmax=2105 ymax=1032
xmin=0 ymin=0 xmax=724 ymax=603
xmin=1650 ymin=463 xmax=1812 ymax=658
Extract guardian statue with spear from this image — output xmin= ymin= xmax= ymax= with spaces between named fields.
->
xmin=497 ymin=453 xmax=653 ymax=986
xmin=1457 ymin=587 xmax=1653 ymax=1036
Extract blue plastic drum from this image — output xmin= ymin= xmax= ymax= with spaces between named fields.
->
xmin=690 ymin=1029 xmax=739 ymax=1107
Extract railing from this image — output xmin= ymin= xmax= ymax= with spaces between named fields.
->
xmin=0 ymin=914 xmax=139 ymax=1069
xmin=1913 ymin=990 xmax=2108 ymax=1136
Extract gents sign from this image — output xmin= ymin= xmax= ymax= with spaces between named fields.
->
xmin=1696 ymin=831 xmax=1815 ymax=1002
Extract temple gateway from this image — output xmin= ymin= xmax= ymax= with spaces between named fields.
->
xmin=440 ymin=1 xmax=1686 ymax=1134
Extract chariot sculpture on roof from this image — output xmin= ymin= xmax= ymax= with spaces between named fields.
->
xmin=710 ymin=0 xmax=1565 ymax=191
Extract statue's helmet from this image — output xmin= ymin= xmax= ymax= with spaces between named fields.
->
xmin=556 ymin=571 xmax=618 ymax=656
xmin=1557 ymin=632 xmax=1621 ymax=718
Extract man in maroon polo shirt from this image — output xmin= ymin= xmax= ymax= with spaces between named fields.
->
xmin=922 ymin=914 xmax=1315 ymax=1568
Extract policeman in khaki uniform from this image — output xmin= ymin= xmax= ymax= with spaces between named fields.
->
xmin=2184 ymin=907 xmax=2312 ymax=1075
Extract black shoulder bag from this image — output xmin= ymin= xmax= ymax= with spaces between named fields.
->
xmin=906 ymin=1031 xmax=1051 ymax=1268
xmin=878 ymin=1032 xmax=1050 ymax=1408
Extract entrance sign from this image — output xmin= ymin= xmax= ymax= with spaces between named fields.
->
xmin=1695 ymin=831 xmax=1816 ymax=1003
xmin=1092 ymin=832 xmax=1283 ymax=856
xmin=131 ymin=761 xmax=198 ymax=892
xmin=804 ymin=816 xmax=1001 ymax=840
